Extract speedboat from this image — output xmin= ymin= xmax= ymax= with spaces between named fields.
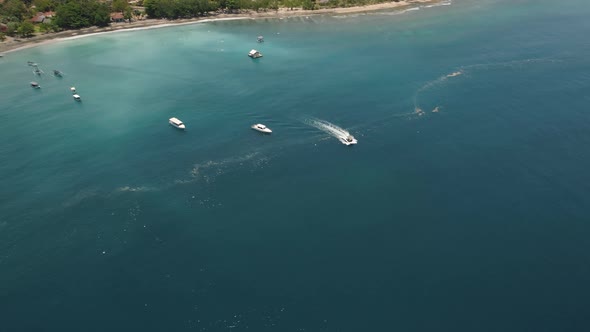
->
xmin=248 ymin=49 xmax=263 ymax=58
xmin=73 ymin=94 xmax=81 ymax=101
xmin=169 ymin=117 xmax=185 ymax=130
xmin=30 ymin=81 xmax=40 ymax=89
xmin=339 ymin=134 xmax=357 ymax=146
xmin=251 ymin=123 xmax=272 ymax=134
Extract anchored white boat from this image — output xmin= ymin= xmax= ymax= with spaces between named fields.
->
xmin=169 ymin=117 xmax=185 ymax=130
xmin=339 ymin=134 xmax=357 ymax=146
xmin=73 ymin=94 xmax=81 ymax=101
xmin=248 ymin=49 xmax=263 ymax=58
xmin=251 ymin=123 xmax=272 ymax=134
xmin=70 ymin=87 xmax=76 ymax=93
xmin=30 ymin=81 xmax=40 ymax=89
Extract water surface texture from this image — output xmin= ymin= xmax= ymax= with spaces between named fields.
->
xmin=1 ymin=0 xmax=590 ymax=330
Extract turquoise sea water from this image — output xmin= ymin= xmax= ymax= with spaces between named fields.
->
xmin=2 ymin=0 xmax=590 ymax=330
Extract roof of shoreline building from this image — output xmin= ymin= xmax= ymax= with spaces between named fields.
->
xmin=110 ymin=12 xmax=125 ymax=20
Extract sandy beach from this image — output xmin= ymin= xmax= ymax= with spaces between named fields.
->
xmin=0 ymin=0 xmax=440 ymax=54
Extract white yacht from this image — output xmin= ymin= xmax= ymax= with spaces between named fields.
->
xmin=30 ymin=81 xmax=40 ymax=88
xmin=251 ymin=124 xmax=272 ymax=134
xmin=339 ymin=134 xmax=357 ymax=146
xmin=248 ymin=49 xmax=263 ymax=58
xmin=169 ymin=117 xmax=186 ymax=130
xmin=73 ymin=94 xmax=81 ymax=101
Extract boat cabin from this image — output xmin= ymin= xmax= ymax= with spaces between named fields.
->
xmin=169 ymin=117 xmax=186 ymax=129
xmin=248 ymin=49 xmax=263 ymax=58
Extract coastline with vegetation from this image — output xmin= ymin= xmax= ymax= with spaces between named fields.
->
xmin=0 ymin=0 xmax=440 ymax=54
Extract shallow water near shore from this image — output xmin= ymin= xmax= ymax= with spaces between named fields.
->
xmin=2 ymin=0 xmax=590 ymax=330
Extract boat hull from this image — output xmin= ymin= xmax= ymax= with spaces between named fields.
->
xmin=251 ymin=125 xmax=272 ymax=134
xmin=339 ymin=137 xmax=357 ymax=146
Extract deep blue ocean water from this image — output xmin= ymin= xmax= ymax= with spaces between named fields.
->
xmin=2 ymin=0 xmax=590 ymax=330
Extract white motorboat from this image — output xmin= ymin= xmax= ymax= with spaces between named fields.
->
xmin=70 ymin=87 xmax=76 ymax=93
xmin=30 ymin=81 xmax=40 ymax=88
xmin=251 ymin=124 xmax=272 ymax=134
xmin=339 ymin=134 xmax=357 ymax=146
xmin=248 ymin=49 xmax=263 ymax=58
xmin=73 ymin=94 xmax=81 ymax=101
xmin=169 ymin=117 xmax=186 ymax=130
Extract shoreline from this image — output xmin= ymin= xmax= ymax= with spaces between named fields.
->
xmin=0 ymin=0 xmax=443 ymax=54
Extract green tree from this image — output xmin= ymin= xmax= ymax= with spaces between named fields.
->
xmin=92 ymin=3 xmax=111 ymax=27
xmin=226 ymin=0 xmax=240 ymax=12
xmin=33 ymin=0 xmax=56 ymax=12
xmin=301 ymin=0 xmax=314 ymax=9
xmin=112 ymin=0 xmax=129 ymax=13
xmin=143 ymin=0 xmax=159 ymax=18
xmin=0 ymin=32 xmax=6 ymax=41
xmin=6 ymin=22 xmax=19 ymax=36
xmin=17 ymin=20 xmax=34 ymax=37
xmin=1 ymin=0 xmax=29 ymax=20
xmin=124 ymin=7 xmax=132 ymax=22
xmin=54 ymin=1 xmax=89 ymax=29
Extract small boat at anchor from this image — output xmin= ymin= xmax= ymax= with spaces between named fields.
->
xmin=169 ymin=117 xmax=185 ymax=130
xmin=70 ymin=87 xmax=76 ymax=93
xmin=251 ymin=123 xmax=272 ymax=134
xmin=73 ymin=94 xmax=81 ymax=101
xmin=257 ymin=36 xmax=264 ymax=43
xmin=30 ymin=81 xmax=41 ymax=89
xmin=338 ymin=134 xmax=357 ymax=146
xmin=248 ymin=49 xmax=263 ymax=58
xmin=53 ymin=70 xmax=63 ymax=77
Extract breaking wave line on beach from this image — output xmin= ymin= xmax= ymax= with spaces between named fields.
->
xmin=369 ymin=0 xmax=453 ymax=16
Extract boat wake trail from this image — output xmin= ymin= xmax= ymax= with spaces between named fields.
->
xmin=412 ymin=57 xmax=562 ymax=114
xmin=304 ymin=117 xmax=351 ymax=140
xmin=413 ymin=70 xmax=463 ymax=115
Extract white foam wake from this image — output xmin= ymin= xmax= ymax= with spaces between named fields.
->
xmin=305 ymin=117 xmax=351 ymax=140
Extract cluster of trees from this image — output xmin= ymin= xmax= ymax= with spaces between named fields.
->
xmin=143 ymin=0 xmax=315 ymax=19
xmin=0 ymin=0 xmax=136 ymax=39
xmin=0 ymin=0 xmax=403 ymax=39
xmin=53 ymin=0 xmax=111 ymax=29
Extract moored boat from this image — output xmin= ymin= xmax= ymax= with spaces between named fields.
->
xmin=169 ymin=117 xmax=185 ymax=130
xmin=248 ymin=49 xmax=263 ymax=58
xmin=30 ymin=81 xmax=40 ymax=88
xmin=73 ymin=94 xmax=81 ymax=101
xmin=53 ymin=70 xmax=63 ymax=77
xmin=251 ymin=123 xmax=272 ymax=134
